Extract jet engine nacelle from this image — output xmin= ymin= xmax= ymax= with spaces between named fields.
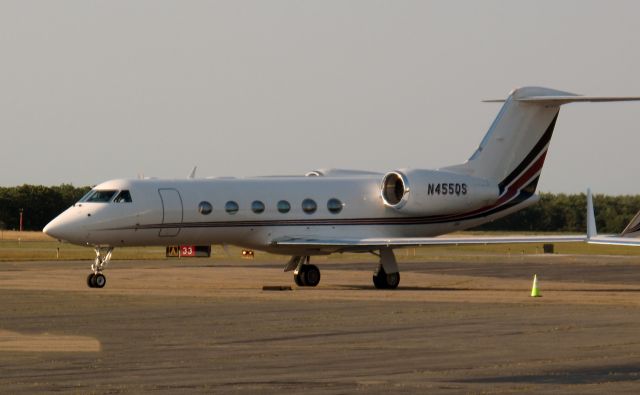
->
xmin=381 ymin=169 xmax=499 ymax=215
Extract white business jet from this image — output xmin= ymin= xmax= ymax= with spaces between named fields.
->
xmin=43 ymin=87 xmax=640 ymax=289
xmin=586 ymin=188 xmax=640 ymax=246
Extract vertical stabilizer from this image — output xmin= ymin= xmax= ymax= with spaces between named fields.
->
xmin=446 ymin=87 xmax=572 ymax=196
xmin=446 ymin=87 xmax=640 ymax=201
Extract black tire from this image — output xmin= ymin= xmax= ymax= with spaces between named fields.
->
xmin=94 ymin=273 xmax=106 ymax=288
xmin=87 ymin=273 xmax=95 ymax=288
xmin=372 ymin=273 xmax=386 ymax=289
xmin=303 ymin=265 xmax=321 ymax=287
xmin=385 ymin=272 xmax=400 ymax=289
xmin=372 ymin=265 xmax=400 ymax=289
xmin=294 ymin=271 xmax=306 ymax=287
xmin=373 ymin=264 xmax=387 ymax=289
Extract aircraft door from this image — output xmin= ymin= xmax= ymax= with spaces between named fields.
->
xmin=158 ymin=188 xmax=183 ymax=237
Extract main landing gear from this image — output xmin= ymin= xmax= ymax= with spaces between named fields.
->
xmin=285 ymin=256 xmax=321 ymax=287
xmin=87 ymin=247 xmax=113 ymax=288
xmin=284 ymin=248 xmax=401 ymax=289
xmin=372 ymin=247 xmax=401 ymax=289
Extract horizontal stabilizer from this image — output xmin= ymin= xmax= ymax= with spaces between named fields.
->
xmin=484 ymin=91 xmax=640 ymax=105
xmin=518 ymin=96 xmax=640 ymax=105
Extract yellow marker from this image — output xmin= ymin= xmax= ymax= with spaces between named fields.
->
xmin=531 ymin=274 xmax=541 ymax=297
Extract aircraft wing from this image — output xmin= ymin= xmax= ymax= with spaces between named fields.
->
xmin=274 ymin=235 xmax=585 ymax=249
xmin=585 ymin=236 xmax=640 ymax=247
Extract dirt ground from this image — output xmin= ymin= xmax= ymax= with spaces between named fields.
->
xmin=2 ymin=254 xmax=640 ymax=394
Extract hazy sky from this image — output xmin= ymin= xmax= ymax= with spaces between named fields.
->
xmin=2 ymin=1 xmax=640 ymax=194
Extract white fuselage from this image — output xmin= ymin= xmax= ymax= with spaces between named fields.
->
xmin=44 ymin=170 xmax=536 ymax=255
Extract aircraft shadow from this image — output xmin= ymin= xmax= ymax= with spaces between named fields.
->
xmin=334 ymin=286 xmax=640 ymax=293
xmin=457 ymin=363 xmax=640 ymax=385
xmin=336 ymin=285 xmax=477 ymax=292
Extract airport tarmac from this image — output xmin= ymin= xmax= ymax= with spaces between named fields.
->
xmin=2 ymin=255 xmax=640 ymax=394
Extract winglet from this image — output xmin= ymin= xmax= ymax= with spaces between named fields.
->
xmin=587 ymin=188 xmax=597 ymax=239
xmin=188 ymin=166 xmax=197 ymax=179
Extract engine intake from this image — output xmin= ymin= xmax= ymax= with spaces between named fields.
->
xmin=381 ymin=172 xmax=409 ymax=208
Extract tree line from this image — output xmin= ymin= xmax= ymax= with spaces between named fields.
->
xmin=0 ymin=185 xmax=638 ymax=233
xmin=0 ymin=185 xmax=90 ymax=231
xmin=475 ymin=193 xmax=640 ymax=233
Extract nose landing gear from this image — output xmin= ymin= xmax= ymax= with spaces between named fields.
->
xmin=87 ymin=247 xmax=113 ymax=288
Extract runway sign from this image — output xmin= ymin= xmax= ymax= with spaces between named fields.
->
xmin=166 ymin=245 xmax=211 ymax=258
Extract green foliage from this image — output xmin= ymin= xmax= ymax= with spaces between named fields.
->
xmin=0 ymin=184 xmax=90 ymax=231
xmin=475 ymin=192 xmax=640 ymax=233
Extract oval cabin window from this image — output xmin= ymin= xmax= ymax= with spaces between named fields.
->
xmin=198 ymin=201 xmax=213 ymax=215
xmin=327 ymin=198 xmax=343 ymax=214
xmin=302 ymin=199 xmax=317 ymax=214
xmin=251 ymin=200 xmax=265 ymax=214
xmin=225 ymin=201 xmax=239 ymax=215
xmin=277 ymin=200 xmax=291 ymax=214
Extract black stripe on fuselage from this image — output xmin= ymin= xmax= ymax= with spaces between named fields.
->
xmin=498 ymin=113 xmax=558 ymax=194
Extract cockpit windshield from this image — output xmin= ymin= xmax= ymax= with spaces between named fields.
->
xmin=78 ymin=189 xmax=133 ymax=203
xmin=81 ymin=190 xmax=118 ymax=203
xmin=113 ymin=190 xmax=132 ymax=203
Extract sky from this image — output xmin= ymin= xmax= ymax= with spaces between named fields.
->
xmin=1 ymin=1 xmax=639 ymax=194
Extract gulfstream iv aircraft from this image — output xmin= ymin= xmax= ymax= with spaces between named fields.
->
xmin=44 ymin=87 xmax=640 ymax=289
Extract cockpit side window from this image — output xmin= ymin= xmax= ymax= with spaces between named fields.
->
xmin=113 ymin=190 xmax=133 ymax=203
xmin=85 ymin=190 xmax=118 ymax=203
xmin=78 ymin=190 xmax=95 ymax=203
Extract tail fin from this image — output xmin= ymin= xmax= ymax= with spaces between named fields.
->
xmin=446 ymin=87 xmax=640 ymax=198
xmin=621 ymin=209 xmax=640 ymax=238
xmin=447 ymin=87 xmax=569 ymax=195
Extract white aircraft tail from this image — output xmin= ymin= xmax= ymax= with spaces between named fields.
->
xmin=446 ymin=87 xmax=640 ymax=198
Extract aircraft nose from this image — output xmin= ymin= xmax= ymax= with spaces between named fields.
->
xmin=43 ymin=215 xmax=78 ymax=242
xmin=43 ymin=216 xmax=64 ymax=240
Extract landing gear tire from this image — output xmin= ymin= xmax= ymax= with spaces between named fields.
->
xmin=302 ymin=264 xmax=321 ymax=287
xmin=373 ymin=265 xmax=400 ymax=289
xmin=294 ymin=264 xmax=321 ymax=287
xmin=93 ymin=273 xmax=106 ymax=288
xmin=294 ymin=271 xmax=306 ymax=287
xmin=87 ymin=273 xmax=96 ymax=288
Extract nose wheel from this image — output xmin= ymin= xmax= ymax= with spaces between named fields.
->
xmin=87 ymin=272 xmax=107 ymax=288
xmin=88 ymin=247 xmax=113 ymax=288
